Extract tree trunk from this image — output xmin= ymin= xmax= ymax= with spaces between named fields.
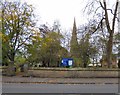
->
xmin=84 ymin=63 xmax=87 ymax=68
xmin=57 ymin=61 xmax=59 ymax=67
xmin=42 ymin=60 xmax=46 ymax=67
xmin=7 ymin=53 xmax=16 ymax=76
xmin=48 ymin=61 xmax=50 ymax=67
xmin=102 ymin=1 xmax=119 ymax=68
xmin=106 ymin=31 xmax=113 ymax=68
xmin=7 ymin=61 xmax=15 ymax=76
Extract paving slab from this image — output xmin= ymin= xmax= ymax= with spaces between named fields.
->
xmin=1 ymin=76 xmax=119 ymax=84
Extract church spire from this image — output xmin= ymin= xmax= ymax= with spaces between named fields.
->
xmin=73 ymin=17 xmax=76 ymax=30
xmin=70 ymin=18 xmax=79 ymax=57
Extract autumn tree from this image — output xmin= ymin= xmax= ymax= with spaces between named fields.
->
xmin=40 ymin=31 xmax=67 ymax=67
xmin=26 ymin=29 xmax=42 ymax=65
xmin=1 ymin=1 xmax=36 ymax=75
xmin=27 ymin=26 xmax=68 ymax=67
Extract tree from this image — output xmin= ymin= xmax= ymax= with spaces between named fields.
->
xmin=0 ymin=10 xmax=1 ymax=65
xmin=78 ymin=33 xmax=97 ymax=68
xmin=40 ymin=32 xmax=66 ymax=67
xmin=114 ymin=33 xmax=120 ymax=59
xmin=61 ymin=30 xmax=71 ymax=51
xmin=77 ymin=20 xmax=100 ymax=67
xmin=27 ymin=28 xmax=68 ymax=67
xmin=52 ymin=20 xmax=61 ymax=34
xmin=39 ymin=24 xmax=50 ymax=38
xmin=1 ymin=1 xmax=36 ymax=75
xmin=26 ymin=30 xmax=42 ymax=65
xmin=84 ymin=0 xmax=119 ymax=68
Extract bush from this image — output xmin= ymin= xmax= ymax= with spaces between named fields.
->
xmin=73 ymin=58 xmax=82 ymax=67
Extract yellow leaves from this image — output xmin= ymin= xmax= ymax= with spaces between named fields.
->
xmin=11 ymin=10 xmax=18 ymax=19
xmin=1 ymin=33 xmax=9 ymax=43
xmin=13 ymin=14 xmax=18 ymax=20
xmin=42 ymin=43 xmax=47 ymax=47
xmin=26 ymin=21 xmax=30 ymax=26
xmin=46 ymin=38 xmax=53 ymax=42
xmin=41 ymin=38 xmax=52 ymax=49
xmin=32 ymin=35 xmax=42 ymax=43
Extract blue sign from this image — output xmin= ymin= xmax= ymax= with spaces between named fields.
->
xmin=61 ymin=58 xmax=73 ymax=67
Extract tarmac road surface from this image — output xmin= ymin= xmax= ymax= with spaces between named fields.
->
xmin=2 ymin=83 xmax=119 ymax=93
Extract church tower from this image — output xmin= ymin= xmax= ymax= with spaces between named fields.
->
xmin=70 ymin=18 xmax=79 ymax=57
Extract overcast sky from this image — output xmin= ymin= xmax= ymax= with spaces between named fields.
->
xmin=20 ymin=0 xmax=88 ymax=30
xmin=6 ymin=0 xmax=119 ymax=30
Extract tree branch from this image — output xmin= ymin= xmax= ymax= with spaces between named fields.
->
xmin=112 ymin=1 xmax=119 ymax=32
xmin=103 ymin=0 xmax=111 ymax=33
xmin=92 ymin=17 xmax=105 ymax=34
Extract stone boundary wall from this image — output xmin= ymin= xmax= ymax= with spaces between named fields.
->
xmin=28 ymin=68 xmax=120 ymax=78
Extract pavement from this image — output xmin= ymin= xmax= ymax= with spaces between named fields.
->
xmin=1 ymin=76 xmax=119 ymax=84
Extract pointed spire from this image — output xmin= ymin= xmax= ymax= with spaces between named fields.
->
xmin=72 ymin=17 xmax=77 ymax=36
xmin=72 ymin=17 xmax=77 ymax=42
xmin=73 ymin=17 xmax=76 ymax=29
xmin=70 ymin=17 xmax=79 ymax=57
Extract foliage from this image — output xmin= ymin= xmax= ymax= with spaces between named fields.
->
xmin=1 ymin=1 xmax=36 ymax=66
xmin=78 ymin=34 xmax=97 ymax=68
xmin=1 ymin=0 xmax=119 ymax=69
xmin=27 ymin=30 xmax=68 ymax=67
xmin=14 ymin=55 xmax=26 ymax=66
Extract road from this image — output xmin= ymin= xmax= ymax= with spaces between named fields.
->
xmin=2 ymin=83 xmax=119 ymax=93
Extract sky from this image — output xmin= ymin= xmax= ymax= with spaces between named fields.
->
xmin=20 ymin=0 xmax=88 ymax=30
xmin=5 ymin=0 xmax=119 ymax=31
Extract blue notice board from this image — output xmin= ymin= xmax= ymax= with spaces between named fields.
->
xmin=61 ymin=58 xmax=73 ymax=67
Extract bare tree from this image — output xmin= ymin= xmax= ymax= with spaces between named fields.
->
xmin=84 ymin=0 xmax=119 ymax=68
